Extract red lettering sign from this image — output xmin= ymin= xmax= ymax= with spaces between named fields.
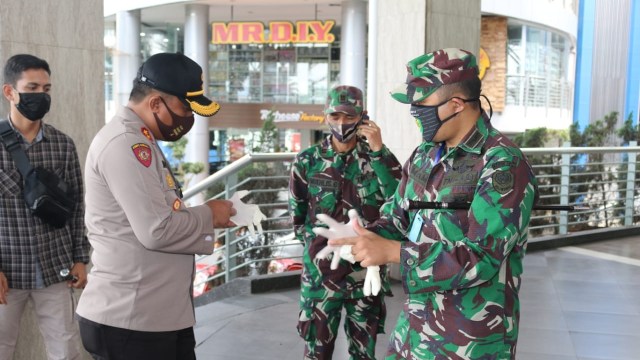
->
xmin=211 ymin=21 xmax=335 ymax=44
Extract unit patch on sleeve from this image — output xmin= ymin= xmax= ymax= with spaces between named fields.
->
xmin=492 ymin=170 xmax=514 ymax=194
xmin=132 ymin=143 xmax=152 ymax=168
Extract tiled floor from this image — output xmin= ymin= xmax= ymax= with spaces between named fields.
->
xmin=194 ymin=236 xmax=640 ymax=359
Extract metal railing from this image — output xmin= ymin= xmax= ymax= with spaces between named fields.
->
xmin=187 ymin=144 xmax=640 ymax=296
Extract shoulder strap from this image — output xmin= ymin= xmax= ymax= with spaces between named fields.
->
xmin=0 ymin=119 xmax=33 ymax=176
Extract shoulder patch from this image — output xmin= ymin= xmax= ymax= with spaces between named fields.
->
xmin=141 ymin=127 xmax=154 ymax=142
xmin=491 ymin=158 xmax=519 ymax=170
xmin=492 ymin=170 xmax=514 ymax=194
xmin=132 ymin=143 xmax=152 ymax=168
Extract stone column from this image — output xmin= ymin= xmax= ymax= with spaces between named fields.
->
xmin=184 ymin=4 xmax=210 ymax=205
xmin=340 ymin=0 xmax=367 ymax=90
xmin=114 ymin=10 xmax=141 ymax=112
xmin=0 ymin=1 xmax=104 ymax=359
xmin=374 ymin=0 xmax=480 ymax=163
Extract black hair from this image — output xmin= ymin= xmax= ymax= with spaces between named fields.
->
xmin=3 ymin=54 xmax=51 ymax=86
xmin=437 ymin=77 xmax=482 ymax=110
xmin=129 ymin=80 xmax=155 ymax=103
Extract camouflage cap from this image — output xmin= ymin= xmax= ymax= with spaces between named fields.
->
xmin=325 ymin=85 xmax=364 ymax=116
xmin=390 ymin=48 xmax=479 ymax=104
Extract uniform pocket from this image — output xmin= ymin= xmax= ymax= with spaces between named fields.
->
xmin=309 ymin=183 xmax=338 ymax=222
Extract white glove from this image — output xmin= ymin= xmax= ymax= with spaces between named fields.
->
xmin=312 ymin=209 xmax=382 ymax=296
xmin=229 ymin=190 xmax=267 ymax=236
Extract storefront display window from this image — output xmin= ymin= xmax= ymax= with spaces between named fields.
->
xmin=209 ymin=42 xmax=339 ymax=105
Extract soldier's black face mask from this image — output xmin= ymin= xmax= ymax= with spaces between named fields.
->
xmin=154 ymin=97 xmax=194 ymax=142
xmin=410 ymin=97 xmax=478 ymax=143
xmin=15 ymin=91 xmax=51 ymax=121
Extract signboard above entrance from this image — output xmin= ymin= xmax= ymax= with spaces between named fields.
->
xmin=211 ymin=20 xmax=336 ymax=44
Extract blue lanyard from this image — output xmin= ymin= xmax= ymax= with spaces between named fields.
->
xmin=434 ymin=143 xmax=446 ymax=163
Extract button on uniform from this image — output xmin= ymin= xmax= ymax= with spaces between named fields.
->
xmin=406 ymin=258 xmax=415 ymax=266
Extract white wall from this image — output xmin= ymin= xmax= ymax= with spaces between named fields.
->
xmin=482 ymin=0 xmax=578 ymax=39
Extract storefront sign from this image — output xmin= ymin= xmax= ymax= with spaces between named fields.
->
xmin=479 ymin=47 xmax=490 ymax=80
xmin=211 ymin=20 xmax=335 ymax=44
xmin=259 ymin=109 xmax=324 ymax=123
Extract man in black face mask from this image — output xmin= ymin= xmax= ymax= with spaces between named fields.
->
xmin=288 ymin=85 xmax=402 ymax=359
xmin=327 ymin=49 xmax=538 ymax=359
xmin=0 ymin=54 xmax=90 ymax=359
xmin=77 ymin=52 xmax=236 ymax=360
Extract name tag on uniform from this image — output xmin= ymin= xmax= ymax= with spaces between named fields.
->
xmin=408 ymin=213 xmax=424 ymax=243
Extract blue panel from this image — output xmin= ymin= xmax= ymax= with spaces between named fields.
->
xmin=625 ymin=0 xmax=640 ymax=126
xmin=573 ymin=0 xmax=596 ymax=131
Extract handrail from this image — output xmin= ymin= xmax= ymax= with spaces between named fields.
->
xmin=185 ymin=146 xmax=640 ymax=201
xmin=183 ymin=152 xmax=297 ymax=200
xmin=185 ymin=145 xmax=640 ymax=297
xmin=522 ymin=146 xmax=640 ymax=154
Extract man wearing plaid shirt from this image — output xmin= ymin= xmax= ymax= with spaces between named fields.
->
xmin=0 ymin=54 xmax=90 ymax=360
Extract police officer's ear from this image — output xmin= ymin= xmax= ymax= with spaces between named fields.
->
xmin=148 ymin=94 xmax=163 ymax=114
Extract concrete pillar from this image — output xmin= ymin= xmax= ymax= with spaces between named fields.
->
xmin=184 ymin=4 xmax=210 ymax=205
xmin=374 ymin=0 xmax=481 ymax=163
xmin=340 ymin=0 xmax=367 ymax=90
xmin=0 ymin=0 xmax=104 ymax=358
xmin=114 ymin=10 xmax=141 ymax=112
xmin=366 ymin=0 xmax=378 ymax=118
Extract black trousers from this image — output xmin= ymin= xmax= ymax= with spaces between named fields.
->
xmin=78 ymin=316 xmax=196 ymax=360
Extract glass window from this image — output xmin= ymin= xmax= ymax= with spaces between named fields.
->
xmin=208 ymin=35 xmax=340 ymax=104
xmin=506 ymin=22 xmax=571 ymax=110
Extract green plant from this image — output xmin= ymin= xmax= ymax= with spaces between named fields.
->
xmin=165 ymin=137 xmax=205 ymax=188
xmin=570 ymin=111 xmax=621 ymax=229
xmin=253 ymin=109 xmax=282 ymax=153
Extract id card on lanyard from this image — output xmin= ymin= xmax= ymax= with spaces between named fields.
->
xmin=408 ymin=212 xmax=424 ymax=243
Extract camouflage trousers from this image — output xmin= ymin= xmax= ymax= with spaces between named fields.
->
xmin=297 ymin=294 xmax=386 ymax=360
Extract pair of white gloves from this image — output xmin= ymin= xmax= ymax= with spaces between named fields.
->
xmin=228 ymin=192 xmax=381 ymax=296
xmin=312 ymin=209 xmax=382 ymax=296
xmin=228 ymin=190 xmax=267 ymax=236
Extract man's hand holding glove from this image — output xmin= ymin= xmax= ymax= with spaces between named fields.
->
xmin=312 ymin=209 xmax=382 ymax=296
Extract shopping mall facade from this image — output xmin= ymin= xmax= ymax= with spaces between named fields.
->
xmin=104 ymin=0 xmax=579 ymax=174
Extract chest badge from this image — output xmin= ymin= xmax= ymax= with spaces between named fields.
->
xmin=132 ymin=143 xmax=152 ymax=168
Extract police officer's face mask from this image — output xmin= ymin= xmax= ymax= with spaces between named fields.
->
xmin=327 ymin=115 xmax=362 ymax=143
xmin=154 ymin=97 xmax=195 ymax=142
xmin=410 ymin=97 xmax=477 ymax=143
xmin=14 ymin=91 xmax=51 ymax=121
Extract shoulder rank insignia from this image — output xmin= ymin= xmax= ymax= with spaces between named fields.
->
xmin=172 ymin=198 xmax=182 ymax=211
xmin=141 ymin=127 xmax=154 ymax=142
xmin=132 ymin=143 xmax=152 ymax=168
xmin=165 ymin=172 xmax=176 ymax=189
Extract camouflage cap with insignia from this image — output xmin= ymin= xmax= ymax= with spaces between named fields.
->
xmin=390 ymin=48 xmax=479 ymax=104
xmin=325 ymin=85 xmax=364 ymax=116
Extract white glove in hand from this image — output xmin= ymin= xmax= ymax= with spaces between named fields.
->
xmin=229 ymin=190 xmax=267 ymax=236
xmin=312 ymin=209 xmax=382 ymax=296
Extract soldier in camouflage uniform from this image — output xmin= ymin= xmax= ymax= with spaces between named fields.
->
xmin=328 ymin=49 xmax=538 ymax=359
xmin=289 ymin=85 xmax=402 ymax=359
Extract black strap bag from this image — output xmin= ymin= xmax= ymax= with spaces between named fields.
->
xmin=0 ymin=119 xmax=75 ymax=228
